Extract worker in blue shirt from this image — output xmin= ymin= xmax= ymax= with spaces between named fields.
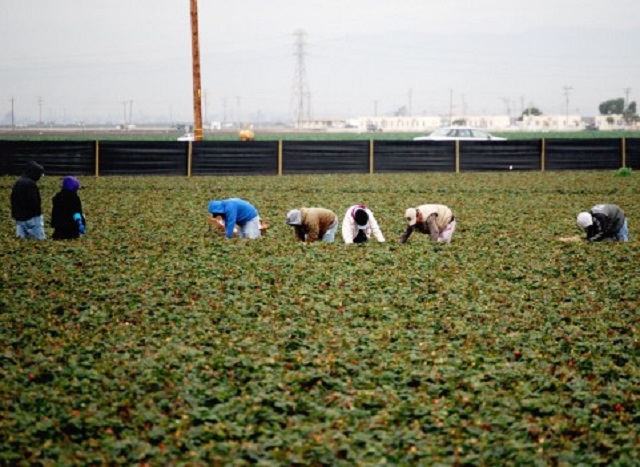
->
xmin=207 ymin=198 xmax=262 ymax=239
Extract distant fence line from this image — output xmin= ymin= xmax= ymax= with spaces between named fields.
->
xmin=0 ymin=138 xmax=638 ymax=176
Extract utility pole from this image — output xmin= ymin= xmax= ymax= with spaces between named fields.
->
xmin=623 ymin=87 xmax=631 ymax=124
xmin=10 ymin=97 xmax=15 ymax=129
xmin=223 ymin=97 xmax=228 ymax=126
xmin=121 ymin=101 xmax=128 ymax=127
xmin=623 ymin=87 xmax=631 ymax=109
xmin=235 ymin=96 xmax=241 ymax=128
xmin=37 ymin=96 xmax=43 ymax=124
xmin=563 ymin=86 xmax=572 ymax=128
xmin=292 ymin=29 xmax=310 ymax=128
xmin=190 ymin=0 xmax=203 ymax=141
xmin=501 ymin=97 xmax=511 ymax=123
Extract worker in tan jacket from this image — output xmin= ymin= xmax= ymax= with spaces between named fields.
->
xmin=285 ymin=207 xmax=338 ymax=244
xmin=400 ymin=204 xmax=456 ymax=244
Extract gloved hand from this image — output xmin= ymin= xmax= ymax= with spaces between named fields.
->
xmin=73 ymin=213 xmax=85 ymax=235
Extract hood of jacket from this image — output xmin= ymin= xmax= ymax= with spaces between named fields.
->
xmin=208 ymin=200 xmax=225 ymax=215
xmin=24 ymin=161 xmax=44 ymax=181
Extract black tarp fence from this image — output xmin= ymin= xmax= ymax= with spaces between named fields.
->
xmin=626 ymin=138 xmax=640 ymax=169
xmin=373 ymin=141 xmax=455 ymax=173
xmin=193 ymin=141 xmax=278 ymax=175
xmin=0 ymin=138 xmax=637 ymax=176
xmin=545 ymin=139 xmax=623 ymax=171
xmin=460 ymin=140 xmax=541 ymax=172
xmin=99 ymin=141 xmax=187 ymax=176
xmin=282 ymin=141 xmax=370 ymax=174
xmin=0 ymin=141 xmax=95 ymax=175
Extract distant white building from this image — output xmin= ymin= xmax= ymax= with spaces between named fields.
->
xmin=521 ymin=114 xmax=583 ymax=131
xmin=295 ymin=113 xmax=628 ymax=133
xmin=594 ymin=114 xmax=626 ymax=130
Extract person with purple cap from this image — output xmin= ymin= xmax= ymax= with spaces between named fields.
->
xmin=10 ymin=161 xmax=46 ymax=239
xmin=341 ymin=204 xmax=385 ymax=244
xmin=51 ymin=176 xmax=86 ymax=240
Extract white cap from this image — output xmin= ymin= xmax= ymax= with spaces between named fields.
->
xmin=285 ymin=209 xmax=302 ymax=225
xmin=405 ymin=208 xmax=418 ymax=226
xmin=577 ymin=212 xmax=593 ymax=229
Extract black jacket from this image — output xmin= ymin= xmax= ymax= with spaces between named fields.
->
xmin=10 ymin=162 xmax=44 ymax=221
xmin=585 ymin=204 xmax=625 ymax=242
xmin=51 ymin=190 xmax=85 ymax=240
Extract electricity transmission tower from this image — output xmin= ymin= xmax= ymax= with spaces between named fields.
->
xmin=292 ymin=29 xmax=310 ymax=128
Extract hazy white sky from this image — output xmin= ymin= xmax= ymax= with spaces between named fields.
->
xmin=1 ymin=0 xmax=638 ymax=124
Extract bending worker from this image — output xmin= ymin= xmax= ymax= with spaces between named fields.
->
xmin=576 ymin=204 xmax=628 ymax=242
xmin=207 ymin=198 xmax=262 ymax=239
xmin=285 ymin=207 xmax=338 ymax=244
xmin=341 ymin=204 xmax=385 ymax=244
xmin=401 ymin=204 xmax=456 ymax=244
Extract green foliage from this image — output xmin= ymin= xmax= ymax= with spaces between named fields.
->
xmin=599 ymin=98 xmax=625 ymax=116
xmin=1 ymin=172 xmax=638 ymax=465
xmin=614 ymin=167 xmax=633 ymax=177
xmin=518 ymin=107 xmax=542 ymax=120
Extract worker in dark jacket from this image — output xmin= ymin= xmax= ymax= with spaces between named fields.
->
xmin=10 ymin=161 xmax=46 ymax=239
xmin=51 ymin=176 xmax=86 ymax=240
xmin=577 ymin=204 xmax=628 ymax=242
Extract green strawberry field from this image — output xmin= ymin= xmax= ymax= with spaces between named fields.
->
xmin=1 ymin=170 xmax=638 ymax=465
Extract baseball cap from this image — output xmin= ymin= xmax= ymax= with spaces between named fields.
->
xmin=405 ymin=208 xmax=418 ymax=226
xmin=576 ymin=212 xmax=593 ymax=229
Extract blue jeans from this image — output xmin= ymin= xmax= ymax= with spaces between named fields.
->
xmin=321 ymin=218 xmax=339 ymax=243
xmin=614 ymin=218 xmax=629 ymax=241
xmin=16 ymin=215 xmax=46 ymax=240
xmin=237 ymin=216 xmax=261 ymax=239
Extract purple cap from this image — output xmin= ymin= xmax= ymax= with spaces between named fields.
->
xmin=62 ymin=176 xmax=81 ymax=192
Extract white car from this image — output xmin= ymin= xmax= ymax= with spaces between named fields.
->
xmin=177 ymin=133 xmax=195 ymax=141
xmin=413 ymin=126 xmax=506 ymax=141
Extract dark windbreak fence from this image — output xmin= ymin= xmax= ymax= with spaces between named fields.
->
xmin=99 ymin=141 xmax=187 ymax=176
xmin=193 ymin=141 xmax=278 ymax=175
xmin=545 ymin=139 xmax=623 ymax=171
xmin=282 ymin=141 xmax=369 ymax=174
xmin=0 ymin=141 xmax=95 ymax=176
xmin=461 ymin=140 xmax=541 ymax=172
xmin=374 ymin=141 xmax=455 ymax=173
xmin=627 ymin=138 xmax=640 ymax=169
xmin=0 ymin=138 xmax=637 ymax=176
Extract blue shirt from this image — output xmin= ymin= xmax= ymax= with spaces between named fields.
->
xmin=208 ymin=198 xmax=258 ymax=238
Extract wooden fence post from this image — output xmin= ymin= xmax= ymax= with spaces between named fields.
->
xmin=278 ymin=140 xmax=283 ymax=176
xmin=95 ymin=140 xmax=100 ymax=177
xmin=369 ymin=139 xmax=374 ymax=175
xmin=455 ymin=140 xmax=460 ymax=173
xmin=187 ymin=141 xmax=193 ymax=177
xmin=541 ymin=138 xmax=546 ymax=172
xmin=621 ymin=137 xmax=626 ymax=168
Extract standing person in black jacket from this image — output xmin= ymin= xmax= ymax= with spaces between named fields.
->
xmin=10 ymin=161 xmax=46 ymax=240
xmin=51 ymin=176 xmax=86 ymax=240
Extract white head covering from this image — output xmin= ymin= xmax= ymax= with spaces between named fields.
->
xmin=405 ymin=208 xmax=418 ymax=226
xmin=577 ymin=212 xmax=593 ymax=229
xmin=285 ymin=209 xmax=302 ymax=225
